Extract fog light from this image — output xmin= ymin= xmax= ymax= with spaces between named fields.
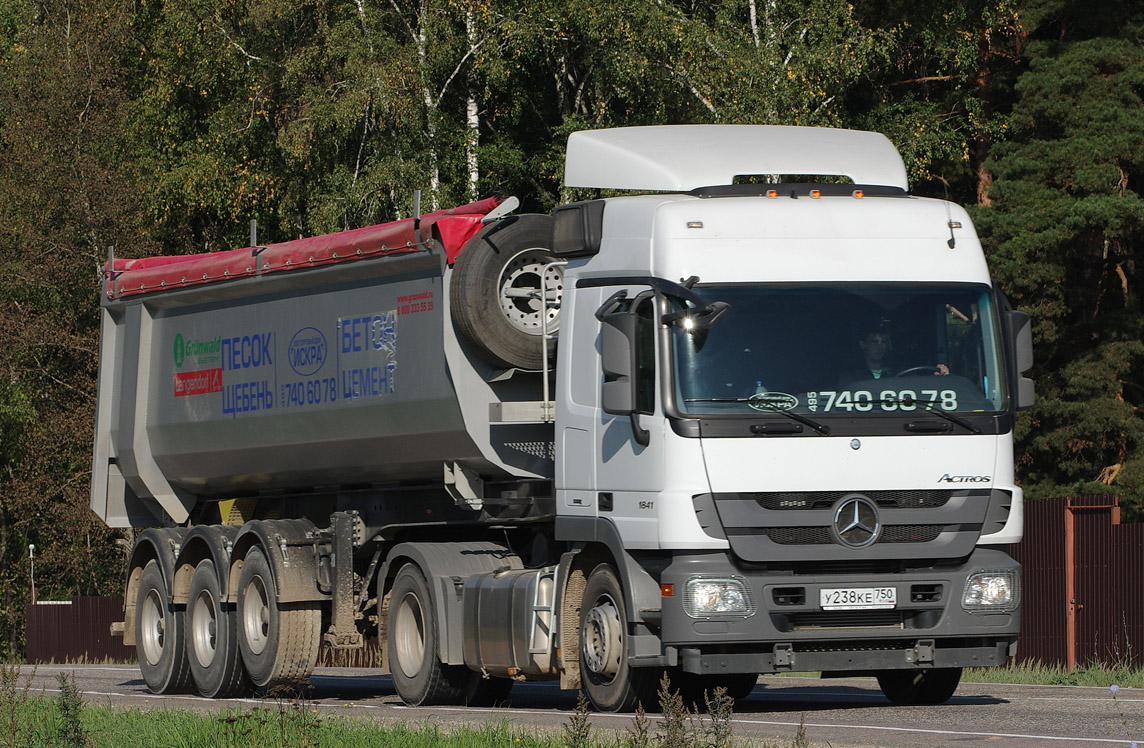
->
xmin=683 ymin=577 xmax=755 ymax=618
xmin=962 ymin=569 xmax=1019 ymax=611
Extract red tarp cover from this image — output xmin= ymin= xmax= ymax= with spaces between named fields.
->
xmin=105 ymin=196 xmax=501 ymax=299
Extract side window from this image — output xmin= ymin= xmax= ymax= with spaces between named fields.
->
xmin=635 ymin=297 xmax=656 ymax=414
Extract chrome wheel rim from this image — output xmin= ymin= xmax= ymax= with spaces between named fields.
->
xmin=393 ymin=591 xmax=426 ymax=679
xmin=581 ymin=594 xmax=623 ymax=680
xmin=191 ymin=588 xmax=218 ymax=668
xmin=140 ymin=588 xmax=165 ymax=667
xmin=499 ymin=249 xmax=562 ymax=335
xmin=242 ymin=574 xmax=270 ymax=656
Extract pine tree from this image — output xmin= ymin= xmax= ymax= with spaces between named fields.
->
xmin=975 ymin=0 xmax=1144 ymax=513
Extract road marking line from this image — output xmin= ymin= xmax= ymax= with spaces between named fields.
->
xmin=393 ymin=704 xmax=1137 ymax=744
xmin=32 ymin=676 xmax=1142 ymax=746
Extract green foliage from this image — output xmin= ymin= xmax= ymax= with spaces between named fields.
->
xmin=0 ymin=0 xmax=1141 ymax=669
xmin=974 ymin=4 xmax=1144 ymax=512
xmin=55 ymin=672 xmax=90 ymax=748
xmin=563 ymin=690 xmax=593 ymax=748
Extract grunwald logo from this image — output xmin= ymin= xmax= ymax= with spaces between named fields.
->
xmin=173 ymin=333 xmax=222 ymax=369
xmin=938 ymin=473 xmax=992 ymax=483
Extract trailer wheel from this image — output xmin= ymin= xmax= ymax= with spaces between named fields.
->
xmin=387 ymin=564 xmax=468 ymax=705
xmin=450 ymin=215 xmax=560 ymax=370
xmin=237 ymin=546 xmax=321 ymax=689
xmin=876 ymin=667 xmax=962 ymax=705
xmin=187 ymin=559 xmax=249 ymax=698
xmin=135 ymin=560 xmax=192 ymax=694
xmin=579 ymin=564 xmax=659 ymax=712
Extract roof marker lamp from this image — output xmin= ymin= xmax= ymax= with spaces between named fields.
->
xmin=962 ymin=569 xmax=1019 ymax=612
xmin=683 ymin=577 xmax=755 ymax=618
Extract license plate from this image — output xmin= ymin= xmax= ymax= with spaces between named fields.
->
xmin=819 ymin=587 xmax=897 ymax=610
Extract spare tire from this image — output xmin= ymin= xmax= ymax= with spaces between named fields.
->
xmin=450 ymin=214 xmax=561 ymax=370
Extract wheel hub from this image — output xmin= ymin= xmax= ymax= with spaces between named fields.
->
xmin=499 ymin=250 xmax=562 ymax=335
xmin=581 ymin=600 xmax=623 ymax=677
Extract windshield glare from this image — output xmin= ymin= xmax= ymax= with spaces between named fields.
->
xmin=671 ymin=284 xmax=1007 ymax=417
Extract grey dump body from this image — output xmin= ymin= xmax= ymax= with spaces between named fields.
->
xmin=93 ymin=250 xmax=552 ymax=527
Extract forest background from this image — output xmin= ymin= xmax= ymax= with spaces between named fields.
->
xmin=0 ymin=0 xmax=1140 ymax=658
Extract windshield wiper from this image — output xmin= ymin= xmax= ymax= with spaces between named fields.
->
xmin=683 ymin=397 xmax=831 ymax=435
xmin=858 ymin=397 xmax=983 ymax=434
xmin=915 ymin=403 xmax=982 ymax=434
xmin=749 ymin=398 xmax=832 ymax=435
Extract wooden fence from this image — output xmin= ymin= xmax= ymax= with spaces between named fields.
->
xmin=1011 ymin=495 xmax=1144 ymax=668
xmin=24 ymin=596 xmax=134 ymax=664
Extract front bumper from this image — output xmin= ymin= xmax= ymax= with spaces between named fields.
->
xmin=658 ymin=547 xmax=1019 ymax=675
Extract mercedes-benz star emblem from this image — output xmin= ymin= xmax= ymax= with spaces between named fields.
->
xmin=832 ymin=496 xmax=881 ymax=548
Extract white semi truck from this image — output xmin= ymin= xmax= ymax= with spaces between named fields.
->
xmin=92 ymin=125 xmax=1033 ymax=711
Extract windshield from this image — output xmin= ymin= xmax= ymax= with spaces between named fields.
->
xmin=671 ymin=284 xmax=1006 ymax=417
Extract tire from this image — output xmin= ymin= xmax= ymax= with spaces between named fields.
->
xmin=387 ymin=564 xmax=468 ymax=705
xmin=579 ymin=564 xmax=660 ymax=712
xmin=450 ymin=214 xmax=561 ymax=370
xmin=186 ymin=559 xmax=249 ymax=698
xmin=135 ymin=560 xmax=191 ymax=694
xmin=236 ymin=545 xmax=321 ymax=689
xmin=877 ymin=667 xmax=962 ymax=705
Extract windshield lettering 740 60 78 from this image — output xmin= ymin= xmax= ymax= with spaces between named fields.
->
xmin=808 ymin=389 xmax=958 ymax=413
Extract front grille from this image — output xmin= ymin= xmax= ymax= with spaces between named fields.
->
xmin=787 ymin=611 xmax=904 ymax=630
xmin=754 ymin=490 xmax=953 ymax=511
xmin=713 ymin=489 xmax=989 ymax=564
xmin=770 ymin=609 xmax=945 ymax=633
xmin=787 ymin=561 xmax=904 ymax=576
xmin=763 ymin=527 xmax=832 ymax=545
xmin=762 ymin=525 xmax=945 ymax=545
xmin=881 ymin=525 xmax=944 ymax=543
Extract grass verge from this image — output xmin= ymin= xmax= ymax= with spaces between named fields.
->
xmin=1 ymin=665 xmax=816 ymax=748
xmin=965 ymin=661 xmax=1144 ymax=688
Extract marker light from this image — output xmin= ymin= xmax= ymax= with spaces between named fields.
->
xmin=853 ymin=189 xmax=865 ymax=199
xmin=766 ymin=189 xmax=779 ymax=198
xmin=683 ymin=577 xmax=755 ymax=618
xmin=962 ymin=569 xmax=1019 ymax=612
xmin=809 ymin=189 xmax=822 ymax=198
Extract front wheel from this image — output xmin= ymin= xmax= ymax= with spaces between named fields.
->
xmin=579 ymin=564 xmax=659 ymax=712
xmin=877 ymin=668 xmax=962 ymax=705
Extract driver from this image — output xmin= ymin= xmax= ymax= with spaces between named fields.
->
xmin=837 ymin=321 xmax=948 ymax=387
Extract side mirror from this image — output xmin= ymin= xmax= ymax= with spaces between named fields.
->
xmin=600 ymin=315 xmax=637 ymax=415
xmin=596 ymin=291 xmax=650 ymax=446
xmin=1007 ymin=310 xmax=1035 ymax=410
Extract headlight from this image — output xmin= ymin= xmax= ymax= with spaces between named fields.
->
xmin=962 ymin=569 xmax=1019 ymax=612
xmin=683 ymin=577 xmax=755 ymax=618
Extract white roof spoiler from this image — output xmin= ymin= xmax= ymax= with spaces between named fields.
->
xmin=564 ymin=125 xmax=909 ymax=192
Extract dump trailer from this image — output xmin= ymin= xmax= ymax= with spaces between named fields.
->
xmin=93 ymin=125 xmax=1034 ymax=711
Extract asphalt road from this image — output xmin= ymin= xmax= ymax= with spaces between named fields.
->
xmin=17 ymin=665 xmax=1143 ymax=747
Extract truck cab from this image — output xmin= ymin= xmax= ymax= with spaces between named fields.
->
xmin=549 ymin=126 xmax=1033 ymax=710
